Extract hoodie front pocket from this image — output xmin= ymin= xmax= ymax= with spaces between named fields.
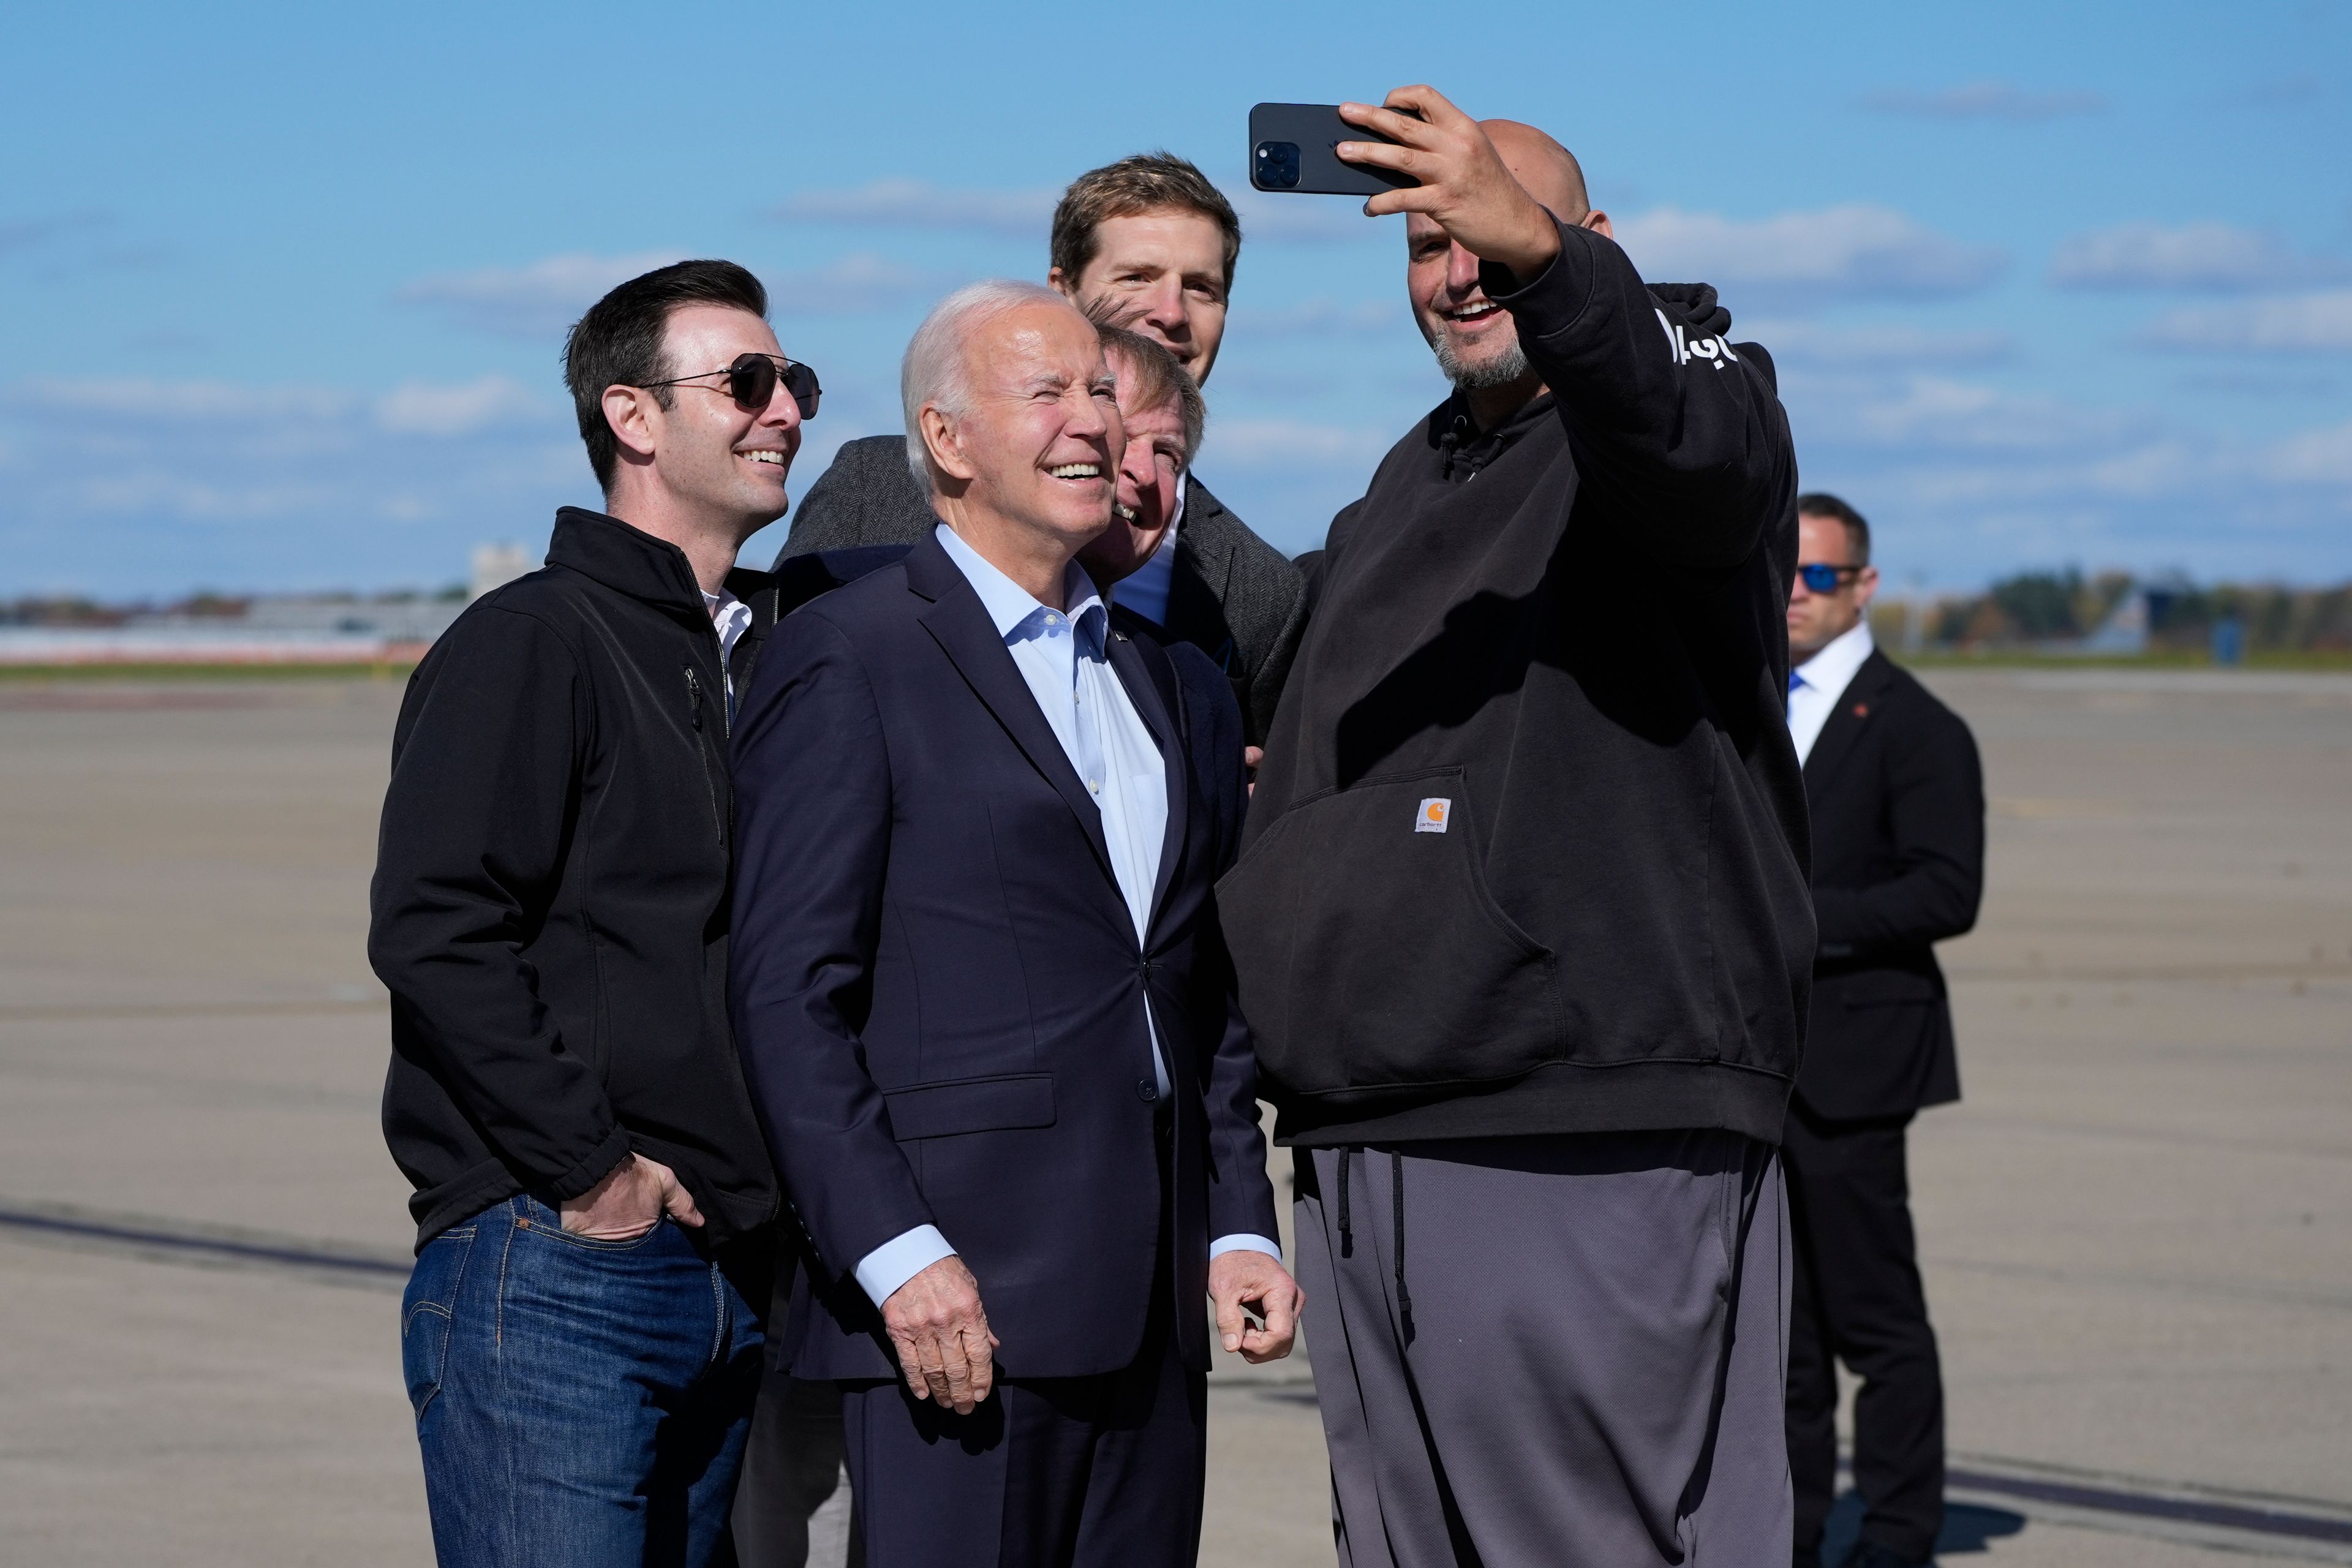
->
xmin=1217 ymin=767 xmax=1564 ymax=1099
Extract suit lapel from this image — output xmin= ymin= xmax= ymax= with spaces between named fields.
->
xmin=905 ymin=533 xmax=1116 ymax=883
xmin=1170 ymin=491 xmax=1240 ymax=671
xmin=1802 ymin=650 xmax=1895 ymax=796
xmin=1106 ymin=628 xmax=1189 ymax=937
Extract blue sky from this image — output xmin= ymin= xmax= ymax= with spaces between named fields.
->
xmin=3 ymin=0 xmax=2348 ymax=597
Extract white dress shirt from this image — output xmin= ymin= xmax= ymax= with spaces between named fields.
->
xmin=1105 ymin=472 xmax=1186 ymax=628
xmin=1787 ymin=617 xmax=1874 ymax=766
xmin=699 ymin=587 xmax=753 ymax=717
xmin=851 ymin=526 xmax=1280 ymax=1309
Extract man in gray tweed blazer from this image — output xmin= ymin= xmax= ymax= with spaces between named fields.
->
xmin=771 ymin=153 xmax=1306 ymax=744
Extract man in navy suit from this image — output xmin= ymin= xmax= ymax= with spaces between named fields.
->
xmin=728 ymin=281 xmax=1296 ymax=1567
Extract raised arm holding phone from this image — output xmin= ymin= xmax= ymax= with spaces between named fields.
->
xmin=1223 ymin=86 xmax=1811 ymax=1567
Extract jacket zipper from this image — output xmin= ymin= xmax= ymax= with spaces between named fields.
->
xmin=683 ymin=666 xmax=726 ymax=845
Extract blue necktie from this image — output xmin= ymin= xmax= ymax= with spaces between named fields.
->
xmin=1786 ymin=668 xmax=1802 ymax=720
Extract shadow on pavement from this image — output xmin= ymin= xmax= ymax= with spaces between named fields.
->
xmin=1822 ymin=1491 xmax=2028 ymax=1559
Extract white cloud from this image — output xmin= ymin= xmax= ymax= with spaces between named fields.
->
xmin=1613 ymin=205 xmax=2004 ymax=304
xmin=0 ymin=209 xmax=112 ymax=256
xmin=2263 ymin=417 xmax=2352 ymax=484
xmin=771 ymin=179 xmax=1384 ymax=251
xmin=2049 ymin=222 xmax=2352 ymax=292
xmin=1743 ymin=320 xmax=2014 ymax=367
xmin=374 ymin=375 xmax=545 ymax=437
xmin=766 ymin=252 xmax=960 ymax=313
xmin=6 ymin=377 xmax=354 ymax=423
xmin=0 ymin=371 xmax=582 ymax=595
xmin=774 ymin=179 xmax=1054 ymax=235
xmin=1230 ymin=191 xmax=1389 ymax=245
xmin=2218 ymin=73 xmax=2322 ymax=109
xmin=1793 ymin=370 xmax=2144 ymax=455
xmin=1861 ymin=81 xmax=2106 ymax=121
xmin=2136 ymin=288 xmax=2352 ymax=353
xmin=1201 ymin=417 xmax=1393 ymax=471
xmin=398 ymin=250 xmax=687 ymax=338
xmin=1229 ymin=298 xmax=1401 ymax=338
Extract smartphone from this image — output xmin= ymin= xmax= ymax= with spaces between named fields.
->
xmin=1248 ymin=103 xmax=1419 ymax=196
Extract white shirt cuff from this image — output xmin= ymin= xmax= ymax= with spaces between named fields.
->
xmin=854 ymin=1224 xmax=955 ymax=1308
xmin=1210 ymin=1233 xmax=1283 ymax=1263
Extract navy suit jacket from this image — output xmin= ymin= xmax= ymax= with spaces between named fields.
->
xmin=729 ymin=529 xmax=1278 ymax=1382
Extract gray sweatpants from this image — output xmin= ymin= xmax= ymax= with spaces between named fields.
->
xmin=1294 ymin=1131 xmax=1792 ymax=1567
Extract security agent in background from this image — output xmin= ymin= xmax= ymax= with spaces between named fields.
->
xmin=1224 ymin=88 xmax=1811 ymax=1563
xmin=772 ymin=153 xmax=1306 ymax=746
xmin=1782 ymin=493 xmax=1985 ymax=1568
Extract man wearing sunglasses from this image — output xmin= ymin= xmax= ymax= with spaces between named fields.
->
xmin=370 ymin=258 xmax=815 ymax=1568
xmin=1783 ymin=494 xmax=1984 ymax=1568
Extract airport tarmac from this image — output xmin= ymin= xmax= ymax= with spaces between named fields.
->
xmin=1 ymin=665 xmax=2346 ymax=1566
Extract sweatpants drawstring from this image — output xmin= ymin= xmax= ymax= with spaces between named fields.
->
xmin=1392 ymin=1150 xmax=1413 ymax=1337
xmin=1335 ymin=1147 xmax=1353 ymax=1257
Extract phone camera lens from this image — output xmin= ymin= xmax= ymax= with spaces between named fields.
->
xmin=1254 ymin=140 xmax=1300 ymax=190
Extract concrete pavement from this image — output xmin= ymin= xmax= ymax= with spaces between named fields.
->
xmin=0 ymin=665 xmax=2345 ymax=1564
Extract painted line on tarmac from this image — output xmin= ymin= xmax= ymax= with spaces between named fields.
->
xmin=0 ymin=1202 xmax=409 ymax=1281
xmin=0 ymin=997 xmax=385 ymax=1023
xmin=1949 ymin=1464 xmax=2352 ymax=1547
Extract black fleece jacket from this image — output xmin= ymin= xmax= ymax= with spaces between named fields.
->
xmin=1222 ymin=220 xmax=1813 ymax=1148
xmin=369 ymin=508 xmax=782 ymax=1248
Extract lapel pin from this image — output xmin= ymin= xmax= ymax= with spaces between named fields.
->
xmin=1853 ymin=703 xmax=1869 ymax=718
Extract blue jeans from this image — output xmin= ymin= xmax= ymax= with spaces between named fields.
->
xmin=401 ymin=1194 xmax=766 ymax=1567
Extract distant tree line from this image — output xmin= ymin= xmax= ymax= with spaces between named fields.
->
xmin=2 ymin=584 xmax=472 ymax=627
xmin=1873 ymin=571 xmax=2352 ymax=654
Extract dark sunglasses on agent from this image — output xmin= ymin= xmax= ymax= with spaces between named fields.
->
xmin=1795 ymin=562 xmax=1864 ymax=594
xmin=640 ymin=352 xmax=821 ymax=419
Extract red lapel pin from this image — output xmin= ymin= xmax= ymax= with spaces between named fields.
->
xmin=1852 ymin=703 xmax=1870 ymax=718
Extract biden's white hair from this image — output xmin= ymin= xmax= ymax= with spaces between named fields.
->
xmin=901 ymin=279 xmax=1076 ymax=491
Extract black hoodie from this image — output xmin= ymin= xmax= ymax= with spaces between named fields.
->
xmin=369 ymin=508 xmax=782 ymax=1247
xmin=1221 ymin=221 xmax=1812 ymax=1148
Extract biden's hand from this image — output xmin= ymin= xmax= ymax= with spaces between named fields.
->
xmin=883 ymin=1254 xmax=998 ymax=1414
xmin=1208 ymin=1248 xmax=1303 ymax=1363
xmin=1336 ymin=85 xmax=1561 ymax=281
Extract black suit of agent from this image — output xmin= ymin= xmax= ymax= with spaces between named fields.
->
xmin=774 ymin=434 xmax=1306 ymax=744
xmin=1787 ymin=646 xmax=1985 ymax=1566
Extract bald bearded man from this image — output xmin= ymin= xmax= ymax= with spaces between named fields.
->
xmin=1220 ymin=89 xmax=1808 ymax=1566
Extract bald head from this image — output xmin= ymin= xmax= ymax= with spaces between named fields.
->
xmin=1406 ymin=117 xmax=1605 ymax=418
xmin=1479 ymin=119 xmax=1589 ymax=222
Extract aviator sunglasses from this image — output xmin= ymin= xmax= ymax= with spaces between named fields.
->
xmin=1795 ymin=562 xmax=1863 ymax=594
xmin=641 ymin=352 xmax=822 ymax=419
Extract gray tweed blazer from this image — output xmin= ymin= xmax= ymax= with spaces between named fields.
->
xmin=774 ymin=434 xmax=1306 ymax=742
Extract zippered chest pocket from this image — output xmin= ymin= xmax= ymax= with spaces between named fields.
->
xmin=682 ymin=665 xmax=727 ymax=845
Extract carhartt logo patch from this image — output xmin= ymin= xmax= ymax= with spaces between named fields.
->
xmin=1415 ymin=798 xmax=1451 ymax=833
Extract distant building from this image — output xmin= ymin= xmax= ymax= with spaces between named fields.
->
xmin=2082 ymin=592 xmax=2150 ymax=655
xmin=471 ymin=543 xmax=537 ymax=600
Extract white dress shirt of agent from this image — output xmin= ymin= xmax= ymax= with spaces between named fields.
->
xmin=1221 ymin=91 xmax=1811 ymax=1566
xmin=728 ymin=282 xmax=1298 ymax=1568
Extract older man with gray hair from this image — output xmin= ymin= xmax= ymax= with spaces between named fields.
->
xmin=728 ymin=281 xmax=1297 ymax=1568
